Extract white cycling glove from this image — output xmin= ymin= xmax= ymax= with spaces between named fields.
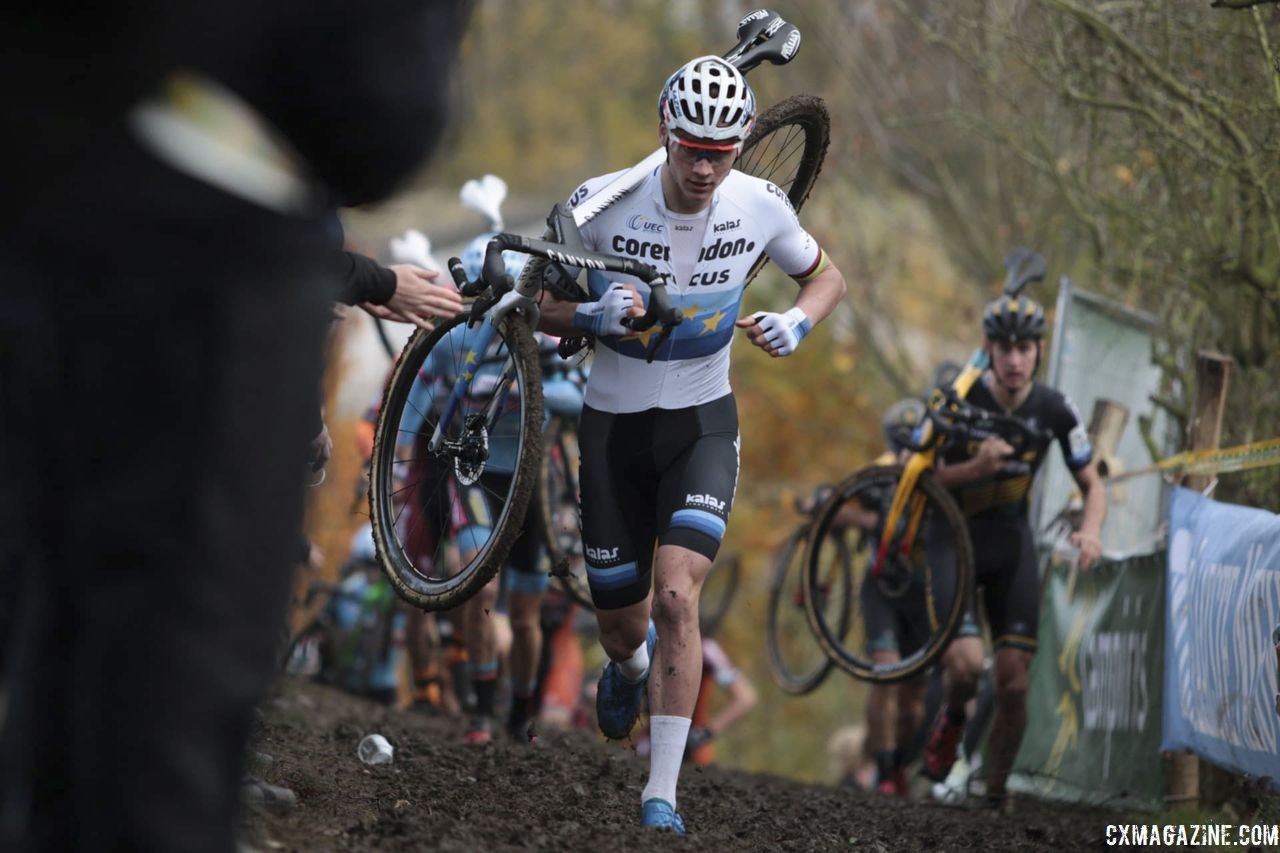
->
xmin=572 ymin=284 xmax=636 ymax=337
xmin=749 ymin=307 xmax=812 ymax=356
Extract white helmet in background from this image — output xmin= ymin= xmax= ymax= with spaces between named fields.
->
xmin=659 ymin=56 xmax=756 ymax=146
xmin=389 ymin=228 xmax=441 ymax=271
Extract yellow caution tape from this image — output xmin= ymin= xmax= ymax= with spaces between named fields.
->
xmin=1106 ymin=437 xmax=1280 ymax=483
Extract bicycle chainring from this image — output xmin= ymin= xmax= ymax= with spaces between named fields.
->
xmin=876 ymin=551 xmax=915 ymax=599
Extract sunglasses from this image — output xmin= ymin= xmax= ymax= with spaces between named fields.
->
xmin=669 ymin=135 xmax=739 ymax=166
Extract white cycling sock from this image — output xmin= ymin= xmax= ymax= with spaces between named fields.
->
xmin=641 ymin=715 xmax=691 ymax=808
xmin=616 ymin=640 xmax=650 ymax=683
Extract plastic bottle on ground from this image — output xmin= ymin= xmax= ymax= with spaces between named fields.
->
xmin=357 ymin=733 xmax=394 ymax=765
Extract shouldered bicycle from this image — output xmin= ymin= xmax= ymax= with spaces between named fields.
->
xmin=801 ymin=250 xmax=1055 ymax=681
xmin=369 ymin=9 xmax=831 ymax=611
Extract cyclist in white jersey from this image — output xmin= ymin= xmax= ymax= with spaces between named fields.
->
xmin=539 ymin=55 xmax=846 ymax=833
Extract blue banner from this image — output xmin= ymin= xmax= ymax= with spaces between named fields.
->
xmin=1163 ymin=487 xmax=1280 ymax=788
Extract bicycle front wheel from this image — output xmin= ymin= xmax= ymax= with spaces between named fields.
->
xmin=370 ymin=312 xmax=543 ymax=611
xmin=766 ymin=524 xmax=850 ymax=696
xmin=737 ymin=93 xmax=830 ymax=285
xmin=803 ymin=465 xmax=974 ymax=683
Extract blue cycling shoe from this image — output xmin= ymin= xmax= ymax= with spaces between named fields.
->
xmin=595 ymin=621 xmax=657 ymax=740
xmin=640 ymin=798 xmax=686 ymax=833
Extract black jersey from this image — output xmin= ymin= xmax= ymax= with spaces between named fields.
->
xmin=940 ymin=378 xmax=1092 ymax=519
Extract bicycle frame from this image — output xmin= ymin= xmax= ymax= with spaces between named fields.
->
xmin=427 ymin=233 xmax=663 ymax=466
xmin=873 ymin=347 xmax=989 ymax=576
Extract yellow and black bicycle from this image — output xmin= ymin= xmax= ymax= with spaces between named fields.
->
xmin=801 ymin=249 xmax=1053 ymax=682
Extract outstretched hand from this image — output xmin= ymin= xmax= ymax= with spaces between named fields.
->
xmin=364 ymin=264 xmax=463 ymax=330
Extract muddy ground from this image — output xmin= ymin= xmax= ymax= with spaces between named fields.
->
xmin=242 ymin=678 xmax=1134 ymax=852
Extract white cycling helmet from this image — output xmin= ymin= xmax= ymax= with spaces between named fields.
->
xmin=659 ymin=55 xmax=756 ymax=147
xmin=461 ymin=232 xmax=527 ymax=283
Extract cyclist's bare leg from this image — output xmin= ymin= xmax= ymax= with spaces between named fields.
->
xmin=404 ymin=604 xmax=443 ymax=708
xmin=462 ymin=563 xmax=501 ymax=731
xmin=866 ymin=652 xmax=900 ymax=777
xmin=941 ymin=636 xmax=983 ymax=709
xmin=866 ymin=683 xmax=896 ymax=755
xmin=507 ymin=590 xmax=544 ymax=690
xmin=596 ymin=593 xmax=654 ymax=662
xmin=923 ymin=636 xmax=984 ymax=779
xmin=896 ymin=677 xmax=927 ymax=753
xmin=867 ymin=652 xmax=925 ymax=791
xmin=984 ymin=646 xmax=1032 ymax=797
xmin=648 ymin=544 xmax=713 ymax=717
xmin=634 ymin=544 xmax=712 ymax=810
xmin=462 ymin=571 xmax=501 ymax=664
xmin=506 ymin=589 xmax=545 ymax=738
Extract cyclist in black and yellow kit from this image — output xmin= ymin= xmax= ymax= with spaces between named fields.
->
xmin=860 ymin=398 xmax=981 ymax=796
xmin=920 ymin=295 xmax=1106 ymax=810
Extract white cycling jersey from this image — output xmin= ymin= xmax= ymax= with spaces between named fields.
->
xmin=568 ymin=165 xmax=823 ymax=413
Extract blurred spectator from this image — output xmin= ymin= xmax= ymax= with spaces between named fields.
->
xmin=684 ymin=638 xmax=758 ymax=766
xmin=828 ymin=724 xmax=876 ymax=791
xmin=0 ymin=2 xmax=471 ymax=850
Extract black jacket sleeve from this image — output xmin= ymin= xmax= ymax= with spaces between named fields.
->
xmin=340 ymin=252 xmax=397 ymax=306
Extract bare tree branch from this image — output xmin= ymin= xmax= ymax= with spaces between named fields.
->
xmin=1249 ymin=6 xmax=1280 ymax=112
xmin=1210 ymin=0 xmax=1280 ymax=9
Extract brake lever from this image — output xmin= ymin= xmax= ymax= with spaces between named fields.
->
xmin=619 ymin=279 xmax=684 ymax=363
xmin=644 ymin=326 xmax=676 ymax=364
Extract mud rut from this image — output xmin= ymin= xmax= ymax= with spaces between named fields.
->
xmin=245 ymin=679 xmax=1118 ymax=852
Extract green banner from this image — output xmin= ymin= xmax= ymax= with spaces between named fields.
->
xmin=1009 ymin=551 xmax=1167 ymax=811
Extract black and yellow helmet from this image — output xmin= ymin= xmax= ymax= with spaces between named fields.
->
xmin=882 ymin=398 xmax=927 ymax=453
xmin=982 ymin=295 xmax=1046 ymax=342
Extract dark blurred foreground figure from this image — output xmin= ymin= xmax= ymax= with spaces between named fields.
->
xmin=0 ymin=3 xmax=471 ymax=850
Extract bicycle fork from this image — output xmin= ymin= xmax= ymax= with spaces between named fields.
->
xmin=428 ymin=320 xmax=519 ymax=458
xmin=874 ymin=451 xmax=934 ymax=577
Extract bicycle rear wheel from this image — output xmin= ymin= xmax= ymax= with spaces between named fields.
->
xmin=737 ymin=93 xmax=830 ymax=284
xmin=537 ymin=416 xmax=593 ymax=610
xmin=766 ymin=523 xmax=850 ymax=695
xmin=803 ymin=465 xmax=974 ymax=683
xmin=698 ymin=552 xmax=742 ymax=638
xmin=370 ymin=312 xmax=543 ymax=611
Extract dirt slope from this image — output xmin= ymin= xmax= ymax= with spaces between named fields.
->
xmin=244 ymin=680 xmax=1121 ymax=852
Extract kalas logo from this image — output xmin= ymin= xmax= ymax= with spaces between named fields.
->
xmin=585 ymin=545 xmax=619 ymax=562
xmin=685 ymin=493 xmax=726 ymax=512
xmin=713 ymin=219 xmax=741 ymax=234
xmin=627 ymin=214 xmax=665 ymax=234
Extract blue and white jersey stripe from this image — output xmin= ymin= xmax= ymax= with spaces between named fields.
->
xmin=569 ymin=167 xmax=822 ymax=413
